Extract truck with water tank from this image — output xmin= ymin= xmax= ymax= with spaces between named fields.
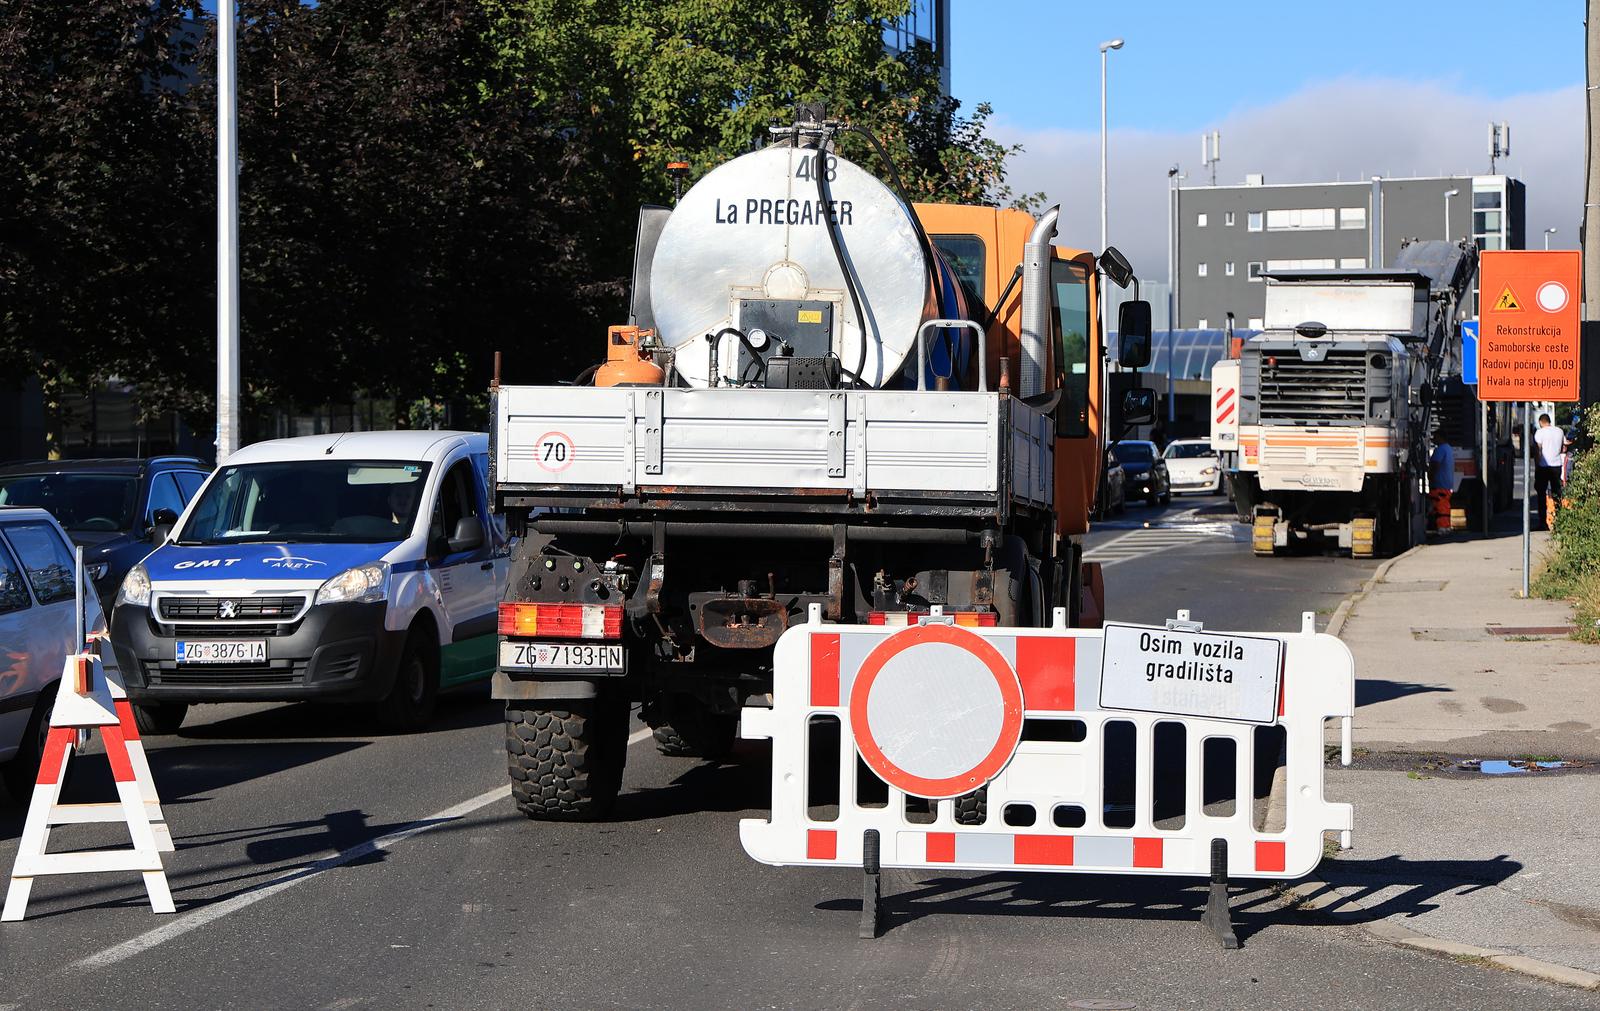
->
xmin=487 ymin=110 xmax=1154 ymax=818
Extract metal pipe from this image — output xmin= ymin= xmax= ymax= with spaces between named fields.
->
xmin=916 ymin=320 xmax=987 ymax=393
xmin=1522 ymin=402 xmax=1531 ymax=598
xmin=1019 ymin=205 xmax=1060 ymax=399
xmin=217 ymin=0 xmax=240 ymax=462
xmin=533 ymin=518 xmax=982 ymax=544
xmin=74 ymin=545 xmax=84 ymax=649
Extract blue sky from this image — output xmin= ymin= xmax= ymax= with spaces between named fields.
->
xmin=951 ymin=2 xmax=1586 ymax=280
xmin=952 ymin=1 xmax=1585 ymax=134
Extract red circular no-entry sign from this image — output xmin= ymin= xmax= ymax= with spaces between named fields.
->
xmin=848 ymin=622 xmax=1024 ymax=800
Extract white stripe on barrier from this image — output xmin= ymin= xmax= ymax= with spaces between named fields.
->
xmin=740 ymin=606 xmax=1353 ymax=883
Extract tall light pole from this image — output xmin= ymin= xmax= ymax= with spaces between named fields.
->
xmin=1167 ymin=165 xmax=1183 ymax=424
xmin=1544 ymin=226 xmax=1558 ymax=250
xmin=216 ymin=2 xmax=240 ymax=462
xmin=1099 ymin=37 xmax=1124 ymax=445
xmin=1443 ymin=188 xmax=1459 ymax=241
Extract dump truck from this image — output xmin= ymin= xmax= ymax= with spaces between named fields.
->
xmin=1217 ymin=239 xmax=1477 ymax=557
xmin=487 ymin=109 xmax=1153 ymax=819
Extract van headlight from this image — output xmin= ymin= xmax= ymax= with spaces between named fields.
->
xmin=117 ymin=563 xmax=151 ymax=608
xmin=315 ymin=561 xmax=389 ymax=605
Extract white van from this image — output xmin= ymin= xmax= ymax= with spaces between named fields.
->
xmin=108 ymin=431 xmax=506 ymax=733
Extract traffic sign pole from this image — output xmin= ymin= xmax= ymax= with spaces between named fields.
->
xmin=1522 ymin=402 xmax=1531 ymax=598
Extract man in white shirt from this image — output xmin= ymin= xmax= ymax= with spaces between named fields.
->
xmin=1532 ymin=413 xmax=1568 ymax=529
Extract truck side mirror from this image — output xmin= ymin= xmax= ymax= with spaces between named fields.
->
xmin=1118 ymin=300 xmax=1153 ymax=369
xmin=1122 ymin=387 xmax=1157 ymax=426
xmin=149 ymin=508 xmax=178 ymax=544
xmin=447 ymin=515 xmax=484 ymax=554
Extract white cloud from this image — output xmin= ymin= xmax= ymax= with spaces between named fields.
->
xmin=991 ymin=78 xmax=1583 ymax=281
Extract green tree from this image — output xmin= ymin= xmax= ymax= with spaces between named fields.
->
xmin=0 ymin=0 xmax=212 ymax=436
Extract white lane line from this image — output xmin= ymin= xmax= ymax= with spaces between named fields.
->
xmin=77 ymin=726 xmax=657 ymax=970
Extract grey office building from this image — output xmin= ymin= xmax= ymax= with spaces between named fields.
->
xmin=1174 ymin=174 xmax=1526 ymax=328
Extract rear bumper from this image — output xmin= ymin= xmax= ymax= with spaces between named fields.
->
xmin=110 ymin=599 xmax=407 ymax=703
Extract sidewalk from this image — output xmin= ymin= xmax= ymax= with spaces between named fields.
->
xmin=1316 ymin=528 xmax=1600 ymax=989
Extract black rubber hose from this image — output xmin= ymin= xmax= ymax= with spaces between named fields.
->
xmin=816 ymin=135 xmax=871 ymax=388
xmin=705 ymin=327 xmax=745 ymax=387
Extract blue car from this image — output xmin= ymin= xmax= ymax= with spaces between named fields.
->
xmin=0 ymin=457 xmax=210 ymax=608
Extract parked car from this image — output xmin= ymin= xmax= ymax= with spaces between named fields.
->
xmin=0 ymin=457 xmax=210 ymax=608
xmin=1111 ymin=440 xmax=1171 ymax=506
xmin=0 ymin=507 xmax=107 ymax=800
xmin=109 ymin=431 xmax=507 ymax=734
xmin=1092 ymin=452 xmax=1126 ymax=519
xmin=1162 ymin=438 xmax=1223 ymax=495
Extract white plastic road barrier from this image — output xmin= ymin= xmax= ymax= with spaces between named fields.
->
xmin=739 ymin=605 xmax=1354 ymax=946
xmin=3 ymin=650 xmax=175 ymax=921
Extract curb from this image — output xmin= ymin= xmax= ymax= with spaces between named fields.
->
xmin=1308 ymin=543 xmax=1600 ymax=992
xmin=1324 ymin=543 xmax=1422 ymax=639
xmin=1279 ymin=878 xmax=1600 ymax=991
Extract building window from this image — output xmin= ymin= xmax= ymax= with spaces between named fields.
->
xmin=1266 ymin=207 xmax=1336 ymax=231
xmin=882 ymin=0 xmax=938 ymax=53
xmin=1340 ymin=207 xmax=1366 ymax=229
xmin=1197 ymin=212 xmax=1208 ymax=227
xmin=1473 ymin=190 xmax=1502 ymax=210
xmin=1224 ymin=261 xmax=1235 ymax=276
xmin=1247 ymin=317 xmax=1264 ymax=329
xmin=1224 ymin=211 xmax=1236 ymax=226
xmin=1196 ymin=262 xmax=1208 ymax=277
xmin=1474 ymin=210 xmax=1502 ymax=233
xmin=1247 ymin=261 xmax=1264 ymax=281
xmin=1197 ymin=318 xmax=1208 ymax=329
xmin=1248 ymin=211 xmax=1263 ymax=232
xmin=1339 ymin=257 xmax=1366 ymax=268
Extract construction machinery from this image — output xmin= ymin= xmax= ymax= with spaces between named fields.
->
xmin=487 ymin=108 xmax=1153 ymax=819
xmin=1213 ymin=239 xmax=1478 ymax=557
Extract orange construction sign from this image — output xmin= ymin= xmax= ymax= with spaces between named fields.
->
xmin=1477 ymin=250 xmax=1581 ymax=402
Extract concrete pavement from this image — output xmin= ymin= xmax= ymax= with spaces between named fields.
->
xmin=1319 ymin=525 xmax=1600 ymax=990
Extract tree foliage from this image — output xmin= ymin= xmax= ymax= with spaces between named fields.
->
xmin=2 ymin=0 xmax=1040 ymax=431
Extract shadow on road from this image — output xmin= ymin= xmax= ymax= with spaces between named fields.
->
xmin=175 ymin=690 xmax=500 ymax=741
xmin=1356 ymin=679 xmax=1451 ymax=707
xmin=611 ymin=749 xmax=771 ymax=822
xmin=1315 ymin=852 xmax=1523 ymax=921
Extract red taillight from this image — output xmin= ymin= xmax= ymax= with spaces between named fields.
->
xmin=866 ymin=610 xmax=998 ymax=628
xmin=497 ymin=603 xmax=622 ymax=639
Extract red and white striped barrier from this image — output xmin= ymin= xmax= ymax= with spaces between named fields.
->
xmin=739 ymin=605 xmax=1354 ymax=944
xmin=3 ymin=649 xmax=174 ymax=921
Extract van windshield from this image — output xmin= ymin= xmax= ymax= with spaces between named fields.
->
xmin=178 ymin=460 xmax=431 ymax=545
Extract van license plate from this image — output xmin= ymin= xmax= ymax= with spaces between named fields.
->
xmin=176 ymin=640 xmax=268 ymax=664
xmin=499 ymin=641 xmax=624 ymax=671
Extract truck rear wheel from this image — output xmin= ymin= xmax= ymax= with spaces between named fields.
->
xmin=506 ymin=695 xmax=628 ymax=820
xmin=646 ymin=694 xmax=736 ymax=760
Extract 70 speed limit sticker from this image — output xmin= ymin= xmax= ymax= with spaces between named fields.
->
xmin=535 ymin=431 xmax=574 ymax=472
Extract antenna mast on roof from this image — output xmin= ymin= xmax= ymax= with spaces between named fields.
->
xmin=1201 ymin=130 xmax=1221 ymax=185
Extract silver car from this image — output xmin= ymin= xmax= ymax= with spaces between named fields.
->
xmin=1162 ymin=439 xmax=1223 ymax=495
xmin=0 ymin=507 xmax=108 ymax=799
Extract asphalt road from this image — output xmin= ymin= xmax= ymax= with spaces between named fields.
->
xmin=1 ymin=495 xmax=1594 ymax=1009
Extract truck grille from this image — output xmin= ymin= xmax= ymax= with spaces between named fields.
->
xmin=1257 ymin=350 xmax=1368 ymax=423
xmin=158 ymin=595 xmax=305 ymax=620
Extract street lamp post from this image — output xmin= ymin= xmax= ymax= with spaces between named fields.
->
xmin=1443 ymin=188 xmax=1459 ymax=241
xmin=1167 ymin=166 xmax=1182 ymax=424
xmin=1545 ymin=227 xmax=1558 ymax=250
xmin=1098 ymin=37 xmax=1124 ymax=448
xmin=217 ymin=2 xmax=240 ymax=462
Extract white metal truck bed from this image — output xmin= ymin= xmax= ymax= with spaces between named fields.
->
xmin=493 ymin=385 xmax=1051 ymax=508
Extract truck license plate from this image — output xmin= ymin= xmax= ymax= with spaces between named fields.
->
xmin=499 ymin=641 xmax=624 ymax=672
xmin=176 ymin=640 xmax=267 ymax=664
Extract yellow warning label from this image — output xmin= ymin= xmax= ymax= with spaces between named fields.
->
xmin=1492 ymin=284 xmax=1523 ymax=312
xmin=797 ymin=309 xmax=823 ymax=324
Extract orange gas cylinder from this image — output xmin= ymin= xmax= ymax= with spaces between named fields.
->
xmin=595 ymin=326 xmax=665 ymax=387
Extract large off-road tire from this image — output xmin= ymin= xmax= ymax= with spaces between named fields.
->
xmin=132 ymin=701 xmax=188 ymax=736
xmin=648 ymin=694 xmax=737 ymax=759
xmin=506 ymin=696 xmax=629 ymax=820
xmin=953 ymin=786 xmax=988 ymax=826
xmin=375 ymin=627 xmax=439 ymax=733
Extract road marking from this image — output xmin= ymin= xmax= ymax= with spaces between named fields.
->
xmin=1084 ymin=520 xmax=1243 ymax=569
xmin=77 ymin=726 xmax=658 ymax=970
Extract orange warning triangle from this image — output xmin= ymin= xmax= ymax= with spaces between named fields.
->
xmin=1492 ymin=284 xmax=1523 ymax=312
